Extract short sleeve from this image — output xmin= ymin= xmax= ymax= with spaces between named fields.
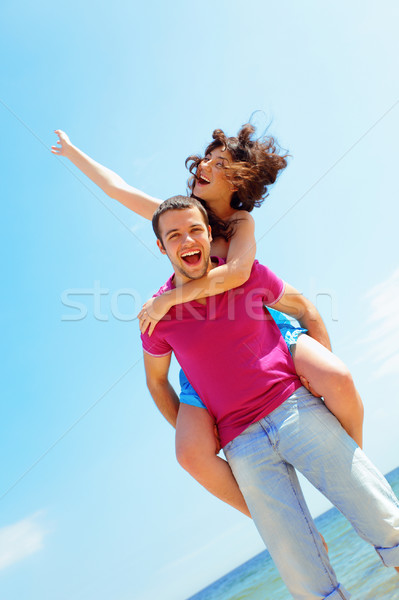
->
xmin=141 ymin=330 xmax=172 ymax=357
xmin=252 ymin=261 xmax=285 ymax=306
xmin=140 ymin=275 xmax=175 ymax=357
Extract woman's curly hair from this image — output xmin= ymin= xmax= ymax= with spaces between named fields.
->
xmin=185 ymin=123 xmax=288 ymax=239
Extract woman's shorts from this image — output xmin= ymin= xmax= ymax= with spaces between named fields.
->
xmin=179 ymin=308 xmax=307 ymax=409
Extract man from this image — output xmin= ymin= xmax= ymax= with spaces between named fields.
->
xmin=141 ymin=196 xmax=399 ymax=600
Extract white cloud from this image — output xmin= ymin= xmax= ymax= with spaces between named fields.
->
xmin=357 ymin=268 xmax=399 ymax=378
xmin=0 ymin=512 xmax=47 ymax=570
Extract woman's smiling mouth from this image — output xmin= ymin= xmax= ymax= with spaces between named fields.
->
xmin=196 ymin=173 xmax=210 ymax=185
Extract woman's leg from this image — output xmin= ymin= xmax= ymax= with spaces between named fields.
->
xmin=292 ymin=334 xmax=364 ymax=448
xmin=175 ymin=403 xmax=251 ymax=517
xmin=175 ymin=401 xmax=329 ymax=551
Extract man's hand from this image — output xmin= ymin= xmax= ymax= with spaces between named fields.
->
xmin=299 ymin=375 xmax=322 ymax=397
xmin=51 ymin=130 xmax=72 ymax=157
xmin=138 ymin=295 xmax=171 ymax=336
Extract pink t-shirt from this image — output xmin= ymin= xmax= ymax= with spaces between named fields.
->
xmin=141 ymin=259 xmax=302 ymax=447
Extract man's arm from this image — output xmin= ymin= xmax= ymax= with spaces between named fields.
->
xmin=271 ymin=282 xmax=332 ymax=351
xmin=143 ymin=351 xmax=180 ymax=427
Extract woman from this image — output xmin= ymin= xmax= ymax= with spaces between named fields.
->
xmin=52 ymin=125 xmax=364 ymax=518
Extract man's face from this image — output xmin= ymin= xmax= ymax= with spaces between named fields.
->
xmin=157 ymin=207 xmax=212 ymax=282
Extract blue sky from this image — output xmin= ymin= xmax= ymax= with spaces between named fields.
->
xmin=1 ymin=1 xmax=399 ymax=599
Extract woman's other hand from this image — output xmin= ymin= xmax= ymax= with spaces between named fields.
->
xmin=138 ymin=295 xmax=172 ymax=336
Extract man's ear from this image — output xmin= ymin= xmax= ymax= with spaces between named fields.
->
xmin=208 ymin=225 xmax=212 ymax=243
xmin=157 ymin=239 xmax=167 ymax=254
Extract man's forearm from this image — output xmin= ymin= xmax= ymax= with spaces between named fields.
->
xmin=147 ymin=380 xmax=180 ymax=428
xmin=298 ymin=303 xmax=332 ymax=351
xmin=273 ymin=285 xmax=332 ymax=352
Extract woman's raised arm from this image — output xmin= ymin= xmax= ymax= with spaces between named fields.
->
xmin=52 ymin=130 xmax=162 ymax=221
xmin=138 ymin=212 xmax=257 ymax=335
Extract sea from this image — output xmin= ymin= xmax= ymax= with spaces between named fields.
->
xmin=187 ymin=467 xmax=399 ymax=600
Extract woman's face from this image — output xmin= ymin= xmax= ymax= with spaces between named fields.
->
xmin=193 ymin=146 xmax=236 ymax=207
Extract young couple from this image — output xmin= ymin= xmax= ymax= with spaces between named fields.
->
xmin=53 ymin=125 xmax=398 ymax=598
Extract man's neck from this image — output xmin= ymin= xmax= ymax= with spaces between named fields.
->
xmin=173 ymin=257 xmax=218 ymax=288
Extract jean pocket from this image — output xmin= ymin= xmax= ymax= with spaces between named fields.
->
xmin=295 ymin=387 xmax=322 ymax=407
xmin=223 ymin=437 xmax=238 ymax=456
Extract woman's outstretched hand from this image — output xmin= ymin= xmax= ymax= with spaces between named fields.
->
xmin=51 ymin=130 xmax=72 ymax=156
xmin=138 ymin=295 xmax=172 ymax=336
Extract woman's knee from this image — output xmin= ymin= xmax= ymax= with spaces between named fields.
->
xmin=175 ymin=435 xmax=212 ymax=475
xmin=327 ymin=366 xmax=363 ymax=412
xmin=175 ymin=405 xmax=218 ymax=473
xmin=175 ymin=436 xmax=195 ymax=471
xmin=329 ymin=364 xmax=354 ymax=392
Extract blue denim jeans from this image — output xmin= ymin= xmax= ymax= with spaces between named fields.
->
xmin=224 ymin=387 xmax=399 ymax=600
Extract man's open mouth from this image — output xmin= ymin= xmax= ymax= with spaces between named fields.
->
xmin=181 ymin=250 xmax=202 ymax=265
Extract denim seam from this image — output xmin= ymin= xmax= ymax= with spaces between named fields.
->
xmin=281 ymin=460 xmax=340 ymax=594
xmin=259 ymin=417 xmax=279 ymax=450
xmin=261 ymin=412 xmax=339 ymax=595
xmin=325 ymin=584 xmax=347 ymax=599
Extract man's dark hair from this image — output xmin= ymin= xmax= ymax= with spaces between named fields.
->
xmin=152 ymin=196 xmax=210 ymax=245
